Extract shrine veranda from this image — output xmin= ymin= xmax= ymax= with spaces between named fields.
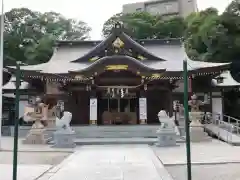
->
xmin=3 ymin=23 xmax=232 ymax=127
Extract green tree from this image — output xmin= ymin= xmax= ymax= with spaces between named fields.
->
xmin=102 ymin=13 xmax=124 ymax=37
xmin=220 ymin=0 xmax=240 ymax=61
xmin=154 ymin=17 xmax=186 ymax=39
xmin=4 ymin=8 xmax=91 ymax=65
xmin=185 ymin=2 xmax=240 ymax=63
xmin=184 ymin=8 xmax=229 ymax=62
xmin=102 ymin=12 xmax=185 ymax=39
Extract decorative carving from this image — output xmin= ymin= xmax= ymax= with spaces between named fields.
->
xmin=112 ymin=37 xmax=124 ymax=48
xmin=105 ymin=65 xmax=128 ymax=70
xmin=137 ymin=55 xmax=146 ymax=60
xmin=89 ymin=56 xmax=100 ymax=62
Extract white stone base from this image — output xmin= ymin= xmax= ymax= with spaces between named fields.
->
xmin=155 ymin=128 xmax=177 ymax=147
xmin=52 ymin=131 xmax=76 ymax=148
xmin=22 ymin=129 xmax=47 ymax=144
xmin=190 ymin=126 xmax=209 ymax=142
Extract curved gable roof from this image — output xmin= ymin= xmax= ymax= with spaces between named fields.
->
xmin=72 ymin=23 xmax=166 ymax=62
xmin=70 ymin=55 xmax=166 ymax=74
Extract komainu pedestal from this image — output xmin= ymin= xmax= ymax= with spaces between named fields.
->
xmin=155 ymin=110 xmax=177 ymax=147
xmin=155 ymin=128 xmax=177 ymax=147
xmin=189 ymin=111 xmax=209 ymax=142
xmin=53 ymin=131 xmax=76 ymax=148
xmin=52 ymin=111 xmax=76 ymax=148
xmin=22 ymin=118 xmax=47 ymax=144
xmin=178 ymin=115 xmax=186 ymax=137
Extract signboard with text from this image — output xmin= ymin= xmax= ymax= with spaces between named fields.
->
xmin=90 ymin=98 xmax=98 ymax=120
xmin=139 ymin=98 xmax=147 ymax=120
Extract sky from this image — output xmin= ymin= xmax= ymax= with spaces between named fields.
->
xmin=4 ymin=0 xmax=231 ymax=40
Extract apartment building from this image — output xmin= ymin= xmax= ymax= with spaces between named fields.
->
xmin=122 ymin=0 xmax=198 ymax=17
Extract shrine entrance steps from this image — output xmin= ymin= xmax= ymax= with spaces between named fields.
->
xmin=72 ymin=125 xmax=159 ymax=138
xmin=9 ymin=125 xmax=160 ymax=139
xmin=8 ymin=125 xmax=185 ymax=145
xmin=71 ymin=125 xmax=185 ymax=145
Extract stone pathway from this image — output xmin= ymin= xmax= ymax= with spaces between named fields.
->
xmin=0 ymin=164 xmax=51 ymax=180
xmin=152 ymin=139 xmax=240 ymax=180
xmin=0 ymin=137 xmax=74 ymax=152
xmin=166 ymin=163 xmax=240 ymax=180
xmin=39 ymin=145 xmax=173 ymax=180
xmin=152 ymin=139 xmax=240 ymax=165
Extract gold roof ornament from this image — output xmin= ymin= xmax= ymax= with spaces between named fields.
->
xmin=89 ymin=56 xmax=99 ymax=61
xmin=106 ymin=65 xmax=128 ymax=70
xmin=151 ymin=73 xmax=162 ymax=79
xmin=137 ymin=55 xmax=146 ymax=60
xmin=113 ymin=37 xmax=124 ymax=48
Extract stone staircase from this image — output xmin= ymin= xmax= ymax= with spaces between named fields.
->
xmin=72 ymin=125 xmax=160 ymax=138
xmin=5 ymin=125 xmax=186 ymax=145
xmin=6 ymin=125 xmax=160 ymax=138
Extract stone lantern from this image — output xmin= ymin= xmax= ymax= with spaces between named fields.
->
xmin=188 ymin=94 xmax=209 ymax=142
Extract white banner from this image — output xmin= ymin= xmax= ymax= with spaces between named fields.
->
xmin=139 ymin=98 xmax=147 ymax=120
xmin=90 ymin=98 xmax=98 ymax=120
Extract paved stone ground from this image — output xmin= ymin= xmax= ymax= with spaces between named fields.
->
xmin=152 ymin=139 xmax=240 ymax=164
xmin=39 ymin=145 xmax=172 ymax=180
xmin=0 ymin=164 xmax=51 ymax=180
xmin=3 ymin=137 xmax=240 ymax=180
xmin=0 ymin=137 xmax=75 ymax=152
xmin=0 ymin=137 xmax=72 ymax=180
xmin=152 ymin=139 xmax=240 ymax=180
xmin=166 ymin=164 xmax=240 ymax=180
xmin=0 ymin=151 xmax=70 ymax=164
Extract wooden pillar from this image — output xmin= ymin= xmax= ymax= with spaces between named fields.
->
xmin=169 ymin=89 xmax=173 ymax=117
xmin=168 ymin=80 xmax=174 ymax=117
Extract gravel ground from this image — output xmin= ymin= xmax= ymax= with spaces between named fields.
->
xmin=0 ymin=151 xmax=70 ymax=165
xmin=166 ymin=163 xmax=240 ymax=180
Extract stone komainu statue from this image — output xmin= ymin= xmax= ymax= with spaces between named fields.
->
xmin=157 ymin=110 xmax=180 ymax=136
xmin=56 ymin=111 xmax=73 ymax=132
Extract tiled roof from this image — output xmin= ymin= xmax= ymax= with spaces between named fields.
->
xmin=3 ymin=76 xmax=29 ymax=90
xmin=212 ymin=71 xmax=240 ymax=87
xmin=9 ymin=43 xmax=229 ymax=74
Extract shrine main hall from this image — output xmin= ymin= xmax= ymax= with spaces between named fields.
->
xmin=6 ymin=23 xmax=229 ymax=126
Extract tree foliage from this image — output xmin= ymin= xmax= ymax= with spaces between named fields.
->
xmin=184 ymin=4 xmax=240 ymax=62
xmin=4 ymin=8 xmax=91 ymax=65
xmin=102 ymin=1 xmax=240 ymax=63
xmin=102 ymin=12 xmax=185 ymax=39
